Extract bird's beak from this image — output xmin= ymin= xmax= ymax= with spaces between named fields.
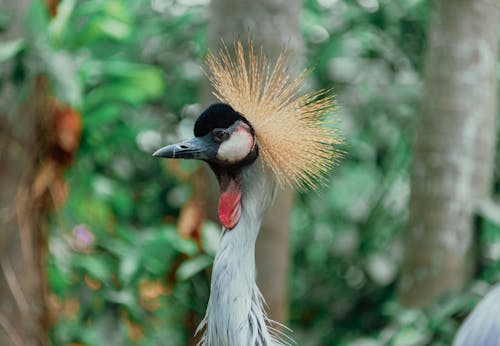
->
xmin=153 ymin=137 xmax=214 ymax=160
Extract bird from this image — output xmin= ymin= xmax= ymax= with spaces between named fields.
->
xmin=453 ymin=284 xmax=500 ymax=346
xmin=154 ymin=41 xmax=342 ymax=345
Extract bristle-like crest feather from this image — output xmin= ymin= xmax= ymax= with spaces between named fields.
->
xmin=206 ymin=40 xmax=342 ymax=189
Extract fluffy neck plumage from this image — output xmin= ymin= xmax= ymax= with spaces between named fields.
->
xmin=197 ymin=161 xmax=285 ymax=346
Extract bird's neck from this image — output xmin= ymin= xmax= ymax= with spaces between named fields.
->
xmin=198 ymin=161 xmax=282 ymax=345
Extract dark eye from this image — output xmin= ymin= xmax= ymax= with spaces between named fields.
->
xmin=213 ymin=129 xmax=229 ymax=142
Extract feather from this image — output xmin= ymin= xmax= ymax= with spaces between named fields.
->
xmin=195 ymin=161 xmax=285 ymax=346
xmin=206 ymin=39 xmax=343 ymax=190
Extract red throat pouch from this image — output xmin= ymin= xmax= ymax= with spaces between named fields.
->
xmin=218 ymin=179 xmax=242 ymax=230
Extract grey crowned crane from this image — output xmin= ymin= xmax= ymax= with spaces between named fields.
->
xmin=453 ymin=284 xmax=500 ymax=346
xmin=154 ymin=41 xmax=341 ymax=345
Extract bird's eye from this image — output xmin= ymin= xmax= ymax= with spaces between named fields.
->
xmin=213 ymin=129 xmax=230 ymax=142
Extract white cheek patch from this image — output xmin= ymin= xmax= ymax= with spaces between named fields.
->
xmin=216 ymin=127 xmax=254 ymax=163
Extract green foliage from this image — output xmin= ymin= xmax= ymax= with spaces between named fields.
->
xmin=10 ymin=0 xmax=208 ymax=344
xmin=289 ymin=1 xmax=427 ymax=344
xmin=288 ymin=1 xmax=500 ymax=345
xmin=5 ymin=0 xmax=499 ymax=344
xmin=0 ymin=38 xmax=24 ymax=63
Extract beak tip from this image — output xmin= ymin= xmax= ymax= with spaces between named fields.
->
xmin=153 ymin=146 xmax=170 ymax=158
xmin=151 ymin=137 xmax=206 ymax=160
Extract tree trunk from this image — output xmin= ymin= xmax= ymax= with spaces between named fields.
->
xmin=0 ymin=1 xmax=47 ymax=345
xmin=399 ymin=0 xmax=499 ymax=307
xmin=207 ymin=0 xmax=303 ymax=324
xmin=0 ymin=2 xmax=78 ymax=344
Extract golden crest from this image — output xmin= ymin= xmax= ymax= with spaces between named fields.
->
xmin=206 ymin=40 xmax=342 ymax=189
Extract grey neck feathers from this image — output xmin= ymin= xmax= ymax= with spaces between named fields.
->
xmin=197 ymin=161 xmax=288 ymax=346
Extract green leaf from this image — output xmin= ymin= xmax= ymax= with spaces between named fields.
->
xmin=94 ymin=17 xmax=131 ymax=40
xmin=164 ymin=229 xmax=198 ymax=256
xmin=0 ymin=10 xmax=11 ymax=31
xmin=119 ymin=253 xmax=140 ymax=286
xmin=25 ymin=0 xmax=50 ymax=41
xmin=47 ymin=52 xmax=83 ymax=107
xmin=85 ymin=83 xmax=148 ymax=108
xmin=80 ymin=0 xmax=132 ymax=23
xmin=77 ymin=255 xmax=113 ymax=282
xmin=77 ymin=0 xmax=133 ymax=43
xmin=81 ymin=60 xmax=165 ymax=110
xmin=79 ymin=17 xmax=132 ymax=43
xmin=201 ymin=221 xmax=221 ymax=256
xmin=0 ymin=39 xmax=24 ymax=63
xmin=392 ymin=327 xmax=430 ymax=346
xmin=101 ymin=61 xmax=165 ymax=92
xmin=83 ymin=104 xmax=122 ymax=129
xmin=106 ymin=289 xmax=135 ymax=307
xmin=176 ymin=255 xmax=213 ymax=281
xmin=47 ymin=260 xmax=70 ymax=295
xmin=48 ymin=0 xmax=77 ymax=46
xmin=109 ymin=184 xmax=134 ymax=217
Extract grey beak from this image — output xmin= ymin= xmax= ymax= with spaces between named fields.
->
xmin=153 ymin=137 xmax=214 ymax=160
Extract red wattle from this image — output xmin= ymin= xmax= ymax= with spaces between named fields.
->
xmin=218 ymin=180 xmax=242 ymax=230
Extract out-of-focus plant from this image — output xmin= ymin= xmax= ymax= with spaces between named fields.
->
xmin=5 ymin=0 xmax=213 ymax=344
xmin=288 ymin=1 xmax=500 ymax=345
xmin=289 ymin=0 xmax=428 ymax=343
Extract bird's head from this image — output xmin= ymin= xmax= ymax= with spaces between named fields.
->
xmin=154 ymin=103 xmax=258 ymax=168
xmin=153 ymin=103 xmax=259 ymax=230
xmin=154 ymin=40 xmax=342 ymax=231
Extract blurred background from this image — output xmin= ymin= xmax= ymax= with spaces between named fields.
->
xmin=0 ymin=0 xmax=499 ymax=345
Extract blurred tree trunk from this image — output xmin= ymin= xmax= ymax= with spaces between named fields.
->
xmin=0 ymin=1 xmax=47 ymax=344
xmin=0 ymin=1 xmax=79 ymax=344
xmin=399 ymin=0 xmax=499 ymax=307
xmin=0 ymin=73 xmax=76 ymax=345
